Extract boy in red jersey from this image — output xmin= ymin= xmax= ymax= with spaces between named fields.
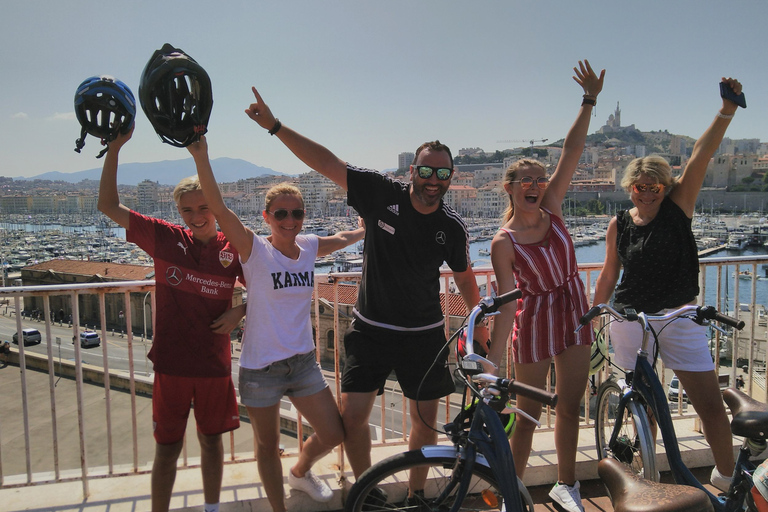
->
xmin=98 ymin=125 xmax=245 ymax=512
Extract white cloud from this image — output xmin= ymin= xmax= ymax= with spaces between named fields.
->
xmin=48 ymin=112 xmax=76 ymax=121
xmin=12 ymin=112 xmax=28 ymax=119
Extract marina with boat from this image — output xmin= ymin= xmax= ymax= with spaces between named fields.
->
xmin=4 ymin=212 xmax=768 ymax=278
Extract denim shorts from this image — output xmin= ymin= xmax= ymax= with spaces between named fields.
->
xmin=238 ymin=351 xmax=329 ymax=408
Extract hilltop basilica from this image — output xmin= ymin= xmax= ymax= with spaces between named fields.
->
xmin=599 ymin=102 xmax=637 ymax=134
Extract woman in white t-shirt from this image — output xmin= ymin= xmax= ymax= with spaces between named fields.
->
xmin=190 ymin=136 xmax=364 ymax=512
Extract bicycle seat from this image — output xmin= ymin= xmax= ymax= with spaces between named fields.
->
xmin=723 ymin=388 xmax=768 ymax=439
xmin=598 ymin=458 xmax=713 ymax=512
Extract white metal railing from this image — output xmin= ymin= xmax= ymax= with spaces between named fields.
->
xmin=1 ymin=255 xmax=768 ymax=498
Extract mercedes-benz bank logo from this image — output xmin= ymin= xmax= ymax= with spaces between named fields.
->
xmin=166 ymin=266 xmax=183 ymax=286
xmin=435 ymin=231 xmax=446 ymax=245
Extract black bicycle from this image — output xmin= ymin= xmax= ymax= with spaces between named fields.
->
xmin=344 ymin=290 xmax=558 ymax=512
xmin=583 ymin=303 xmax=768 ymax=512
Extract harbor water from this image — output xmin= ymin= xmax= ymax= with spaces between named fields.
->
xmin=468 ymin=235 xmax=768 ymax=312
xmin=5 ymin=219 xmax=768 ymax=310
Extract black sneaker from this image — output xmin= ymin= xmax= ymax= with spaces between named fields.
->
xmin=362 ymin=486 xmax=390 ymax=511
xmin=400 ymin=489 xmax=431 ymax=512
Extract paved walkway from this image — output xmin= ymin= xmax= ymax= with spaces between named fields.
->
xmin=0 ymin=361 xmax=728 ymax=512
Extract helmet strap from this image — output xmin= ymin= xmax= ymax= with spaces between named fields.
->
xmin=96 ymin=139 xmax=110 ymax=159
xmin=74 ymin=126 xmax=88 ymax=153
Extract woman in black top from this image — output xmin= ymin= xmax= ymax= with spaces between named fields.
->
xmin=592 ymin=77 xmax=743 ymax=492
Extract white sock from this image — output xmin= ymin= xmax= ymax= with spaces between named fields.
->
xmin=204 ymin=503 xmax=219 ymax=512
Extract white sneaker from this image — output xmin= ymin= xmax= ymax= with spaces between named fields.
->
xmin=549 ymin=481 xmax=585 ymax=512
xmin=710 ymin=466 xmax=732 ymax=493
xmin=288 ymin=469 xmax=333 ymax=502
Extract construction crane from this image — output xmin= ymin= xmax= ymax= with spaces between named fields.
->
xmin=497 ymin=138 xmax=549 ymax=155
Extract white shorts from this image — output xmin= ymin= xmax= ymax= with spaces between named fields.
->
xmin=609 ymin=309 xmax=715 ymax=372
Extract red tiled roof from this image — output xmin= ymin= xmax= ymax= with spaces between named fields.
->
xmin=23 ymin=259 xmax=246 ymax=288
xmin=24 ymin=259 xmax=155 ymax=281
xmin=315 ymin=282 xmax=358 ymax=305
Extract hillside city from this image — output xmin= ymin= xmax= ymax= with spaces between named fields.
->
xmin=1 ymin=103 xmax=766 ymax=224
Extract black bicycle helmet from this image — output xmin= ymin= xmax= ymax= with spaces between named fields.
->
xmin=139 ymin=43 xmax=213 ymax=148
xmin=74 ymin=75 xmax=136 ymax=158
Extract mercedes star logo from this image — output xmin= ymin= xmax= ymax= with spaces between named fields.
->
xmin=166 ymin=266 xmax=183 ymax=286
xmin=435 ymin=231 xmax=446 ymax=244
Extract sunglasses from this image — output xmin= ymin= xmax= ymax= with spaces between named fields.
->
xmin=414 ymin=165 xmax=453 ymax=181
xmin=513 ymin=176 xmax=549 ymax=190
xmin=267 ymin=209 xmax=305 ymax=221
xmin=632 ymin=183 xmax=665 ymax=194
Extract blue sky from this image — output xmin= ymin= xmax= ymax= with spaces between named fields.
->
xmin=2 ymin=1 xmax=766 ymax=178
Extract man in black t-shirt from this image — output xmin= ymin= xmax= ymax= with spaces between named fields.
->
xmin=245 ymin=87 xmax=487 ymax=484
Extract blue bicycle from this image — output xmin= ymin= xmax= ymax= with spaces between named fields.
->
xmin=583 ymin=303 xmax=768 ymax=512
xmin=344 ymin=290 xmax=558 ymax=512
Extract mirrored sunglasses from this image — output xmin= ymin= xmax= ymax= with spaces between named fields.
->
xmin=513 ymin=176 xmax=549 ymax=190
xmin=632 ymin=183 xmax=664 ymax=194
xmin=415 ymin=165 xmax=453 ymax=181
xmin=267 ymin=208 xmax=305 ymax=221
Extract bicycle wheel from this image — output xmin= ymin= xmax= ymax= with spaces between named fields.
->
xmin=345 ymin=450 xmax=533 ymax=512
xmin=595 ymin=378 xmax=657 ymax=481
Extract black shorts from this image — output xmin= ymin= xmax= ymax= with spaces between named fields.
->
xmin=341 ymin=320 xmax=456 ymax=400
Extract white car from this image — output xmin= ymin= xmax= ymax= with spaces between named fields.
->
xmin=12 ymin=328 xmax=42 ymax=346
xmin=667 ymin=375 xmax=689 ymax=403
xmin=78 ymin=331 xmax=101 ymax=348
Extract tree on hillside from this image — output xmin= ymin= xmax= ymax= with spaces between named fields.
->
xmin=522 ymin=147 xmax=549 ymax=158
xmin=586 ymin=199 xmax=605 ymax=215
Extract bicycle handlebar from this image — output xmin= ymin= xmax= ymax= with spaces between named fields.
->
xmin=474 ymin=373 xmax=558 ymax=407
xmin=579 ymin=303 xmax=745 ymax=330
xmin=463 ymin=289 xmax=522 ymax=357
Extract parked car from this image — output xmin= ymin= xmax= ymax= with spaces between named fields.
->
xmin=78 ymin=331 xmax=101 ymax=348
xmin=12 ymin=328 xmax=42 ymax=346
xmin=667 ymin=375 xmax=689 ymax=403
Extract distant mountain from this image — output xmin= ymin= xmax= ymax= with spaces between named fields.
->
xmin=19 ymin=158 xmax=286 ymax=186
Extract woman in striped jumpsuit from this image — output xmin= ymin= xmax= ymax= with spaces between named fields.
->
xmin=487 ymin=60 xmax=604 ymax=512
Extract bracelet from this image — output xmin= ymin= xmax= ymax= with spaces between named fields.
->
xmin=716 ymin=112 xmax=734 ymax=120
xmin=268 ymin=118 xmax=282 ymax=135
xmin=582 ymin=95 xmax=596 ymax=106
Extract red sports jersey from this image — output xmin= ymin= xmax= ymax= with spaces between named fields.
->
xmin=127 ymin=212 xmax=243 ymax=377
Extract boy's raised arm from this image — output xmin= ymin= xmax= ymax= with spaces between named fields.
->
xmin=97 ymin=127 xmax=133 ymax=229
xmin=188 ymin=136 xmax=254 ymax=261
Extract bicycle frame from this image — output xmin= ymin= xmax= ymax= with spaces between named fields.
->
xmin=607 ymin=312 xmax=754 ymax=512
xmin=460 ymin=398 xmax=524 ymax=512
xmin=447 ymin=290 xmax=540 ymax=512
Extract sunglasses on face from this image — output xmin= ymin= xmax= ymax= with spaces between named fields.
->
xmin=414 ymin=165 xmax=453 ymax=181
xmin=267 ymin=208 xmax=305 ymax=221
xmin=512 ymin=176 xmax=549 ymax=190
xmin=632 ymin=183 xmax=665 ymax=194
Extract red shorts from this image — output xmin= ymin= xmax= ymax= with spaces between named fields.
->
xmin=152 ymin=373 xmax=240 ymax=444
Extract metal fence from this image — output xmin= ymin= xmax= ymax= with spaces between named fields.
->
xmin=1 ymin=255 xmax=767 ymax=498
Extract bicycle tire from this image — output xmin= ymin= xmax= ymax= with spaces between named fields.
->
xmin=595 ymin=378 xmax=657 ymax=481
xmin=345 ymin=449 xmax=534 ymax=512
